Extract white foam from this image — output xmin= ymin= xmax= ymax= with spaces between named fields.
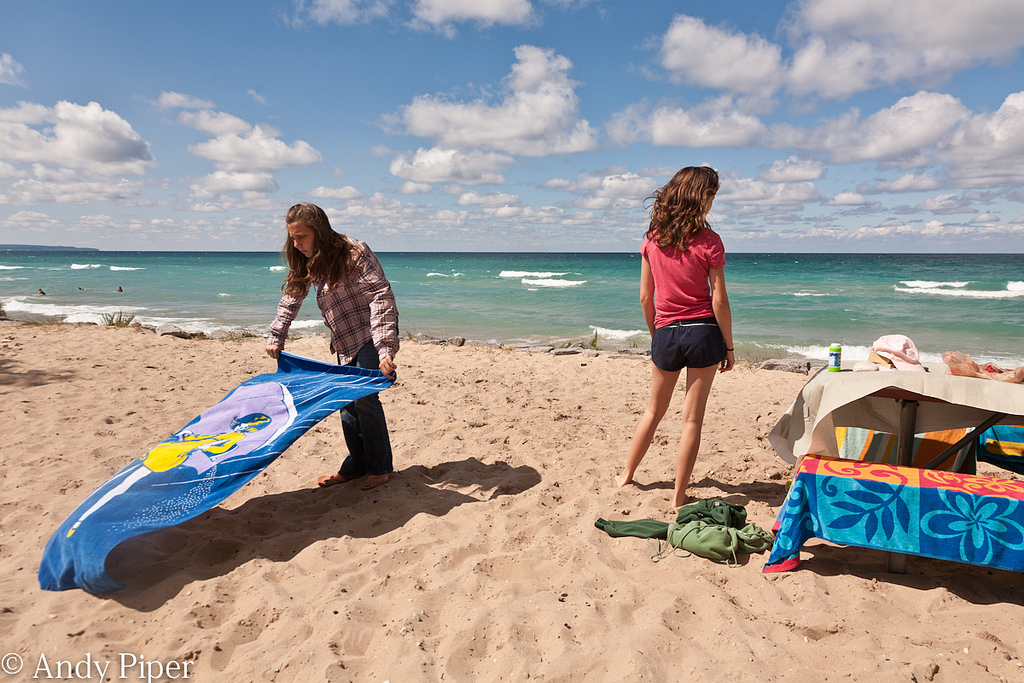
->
xmin=783 ymin=343 xmax=874 ymax=362
xmin=900 ymin=280 xmax=970 ymax=289
xmin=1 ymin=297 xmax=266 ymax=336
xmin=521 ymin=278 xmax=586 ymax=288
xmin=791 ymin=292 xmax=828 ymax=297
xmin=70 ymin=263 xmax=103 ymax=269
xmin=289 ymin=319 xmax=326 ymax=330
xmin=2 ymin=297 xmax=145 ymax=323
xmin=894 ymin=283 xmax=1024 ymax=299
xmin=109 ymin=266 xmax=143 ymax=271
xmin=0 ymin=265 xmax=25 ymax=270
xmin=218 ymin=293 xmax=231 ymax=297
xmin=269 ymin=266 xmax=286 ymax=272
xmin=589 ymin=325 xmax=646 ymax=341
xmin=500 ymin=270 xmax=569 ymax=279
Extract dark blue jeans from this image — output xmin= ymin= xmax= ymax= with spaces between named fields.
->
xmin=337 ymin=341 xmax=394 ymax=478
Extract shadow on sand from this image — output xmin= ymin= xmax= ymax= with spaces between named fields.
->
xmin=104 ymin=457 xmax=540 ymax=610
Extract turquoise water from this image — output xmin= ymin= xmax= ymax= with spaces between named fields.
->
xmin=2 ymin=251 xmax=1022 ymax=365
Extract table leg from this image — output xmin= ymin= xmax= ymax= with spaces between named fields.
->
xmin=896 ymin=399 xmax=919 ymax=467
xmin=889 ymin=399 xmax=919 ymax=574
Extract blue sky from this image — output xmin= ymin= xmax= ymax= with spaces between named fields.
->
xmin=2 ymin=0 xmax=1024 ymax=252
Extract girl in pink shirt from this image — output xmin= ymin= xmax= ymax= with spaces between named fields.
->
xmin=616 ymin=166 xmax=735 ymax=508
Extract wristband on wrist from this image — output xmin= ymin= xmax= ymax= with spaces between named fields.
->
xmin=725 ymin=347 xmax=734 ymax=352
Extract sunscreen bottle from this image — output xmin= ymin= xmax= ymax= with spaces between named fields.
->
xmin=828 ymin=343 xmax=842 ymax=372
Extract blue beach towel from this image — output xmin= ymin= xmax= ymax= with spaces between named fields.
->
xmin=39 ymin=352 xmax=393 ymax=594
xmin=977 ymin=424 xmax=1024 ymax=475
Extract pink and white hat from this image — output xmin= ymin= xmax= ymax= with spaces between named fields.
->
xmin=869 ymin=334 xmax=925 ymax=372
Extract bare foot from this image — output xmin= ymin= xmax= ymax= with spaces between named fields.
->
xmin=362 ymin=472 xmax=397 ymax=490
xmin=672 ymin=492 xmax=689 ymax=508
xmin=615 ymin=471 xmax=632 ymax=488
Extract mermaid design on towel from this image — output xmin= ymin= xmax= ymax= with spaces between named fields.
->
xmin=39 ymin=353 xmax=393 ymax=594
xmin=64 ymin=382 xmax=295 ymax=539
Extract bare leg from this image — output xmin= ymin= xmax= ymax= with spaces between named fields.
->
xmin=616 ymin=362 xmax=681 ymax=487
xmin=672 ymin=364 xmax=719 ymax=507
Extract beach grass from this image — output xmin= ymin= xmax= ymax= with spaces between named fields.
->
xmin=101 ymin=311 xmax=136 ymax=327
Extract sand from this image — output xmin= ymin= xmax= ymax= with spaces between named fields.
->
xmin=3 ymin=322 xmax=1024 ymax=682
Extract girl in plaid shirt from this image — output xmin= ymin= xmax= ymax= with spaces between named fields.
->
xmin=267 ymin=203 xmax=400 ymax=491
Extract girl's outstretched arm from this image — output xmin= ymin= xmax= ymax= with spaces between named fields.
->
xmin=709 ymin=266 xmax=734 ymax=372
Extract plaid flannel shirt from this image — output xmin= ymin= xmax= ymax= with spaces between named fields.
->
xmin=268 ymin=239 xmax=399 ymax=365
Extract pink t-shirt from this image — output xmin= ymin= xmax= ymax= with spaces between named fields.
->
xmin=641 ymin=229 xmax=726 ymax=328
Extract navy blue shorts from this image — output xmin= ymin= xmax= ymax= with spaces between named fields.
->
xmin=651 ymin=316 xmax=726 ymax=372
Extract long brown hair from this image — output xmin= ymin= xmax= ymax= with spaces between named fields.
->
xmin=280 ymin=203 xmax=360 ymax=297
xmin=645 ymin=166 xmax=719 ymax=251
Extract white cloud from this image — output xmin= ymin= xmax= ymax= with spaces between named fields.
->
xmin=716 ymin=176 xmax=820 ymax=206
xmin=393 ymin=45 xmax=596 ymax=156
xmin=539 ymin=169 xmax=658 ymax=208
xmin=4 ymin=175 xmax=145 ymax=204
xmin=918 ymin=220 xmax=1024 ymax=241
xmin=0 ymin=160 xmax=23 ymax=179
xmin=796 ymin=0 xmax=1024 ymax=64
xmin=914 ymin=193 xmax=977 ymax=214
xmin=156 ymin=91 xmax=215 ymax=110
xmin=590 ymin=172 xmax=656 ymax=201
xmin=157 ymin=94 xmax=319 ymax=178
xmin=456 ymin=190 xmax=523 ymax=207
xmin=295 ymin=0 xmax=393 ymax=25
xmin=178 ymin=110 xmax=251 ymax=136
xmin=412 ymin=0 xmax=534 ymax=31
xmin=188 ymin=193 xmax=281 ymax=212
xmin=758 ymin=155 xmax=825 ymax=182
xmin=308 ymin=185 xmax=366 ymax=200
xmin=188 ymin=171 xmax=278 ymax=200
xmin=940 ymin=91 xmax=1024 ymax=187
xmin=397 ymin=181 xmax=433 ymax=194
xmin=659 ymin=16 xmax=784 ymax=95
xmin=556 ymin=170 xmax=662 ymax=211
xmin=825 ymin=192 xmax=866 ymax=206
xmin=0 ymin=53 xmax=26 ymax=86
xmin=0 ymin=102 xmax=50 ymax=124
xmin=540 ymin=177 xmax=574 ymax=191
xmin=786 ymin=38 xmax=893 ymax=100
xmin=389 ymin=147 xmax=512 ymax=185
xmin=0 ymin=101 xmax=155 ymax=176
xmin=188 ymin=125 xmax=321 ymax=172
xmin=972 ymin=212 xmax=999 ymax=223
xmin=2 ymin=210 xmax=60 ymax=229
xmin=610 ymin=99 xmax=767 ymax=148
xmin=658 ymin=3 xmax=1024 ymax=100
xmin=789 ymin=91 xmax=969 ymax=165
xmin=862 ymin=172 xmax=939 ymax=193
xmin=728 ymin=219 xmax=1024 ymax=246
xmin=541 ymin=0 xmax=595 ymax=6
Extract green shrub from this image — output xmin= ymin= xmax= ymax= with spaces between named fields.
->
xmin=101 ymin=311 xmax=135 ymax=327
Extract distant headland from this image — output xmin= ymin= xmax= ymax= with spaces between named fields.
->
xmin=0 ymin=244 xmax=100 ymax=252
